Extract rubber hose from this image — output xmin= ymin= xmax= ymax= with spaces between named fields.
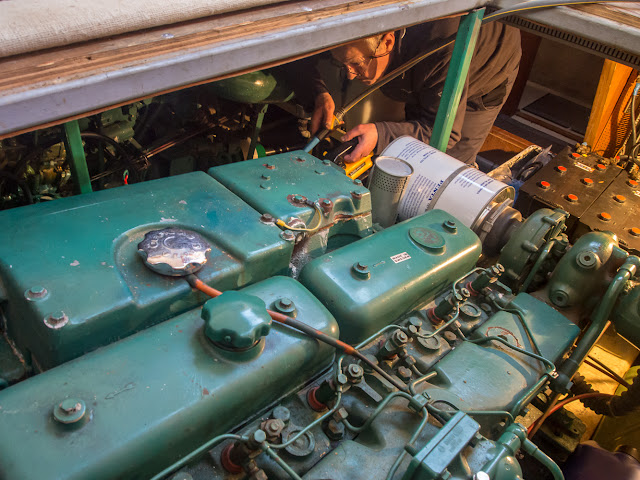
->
xmin=571 ymin=372 xmax=640 ymax=416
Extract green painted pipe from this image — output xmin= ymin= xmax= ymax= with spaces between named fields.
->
xmin=554 ymin=256 xmax=640 ymax=392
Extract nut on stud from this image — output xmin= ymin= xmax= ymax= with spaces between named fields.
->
xmin=352 ymin=262 xmax=370 ymax=279
xmin=53 ymin=398 xmax=86 ymax=424
xmin=44 ymin=311 xmax=68 ymax=329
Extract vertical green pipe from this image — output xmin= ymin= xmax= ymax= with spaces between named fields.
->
xmin=248 ymin=104 xmax=269 ymax=160
xmin=63 ymin=121 xmax=92 ymax=194
xmin=430 ymin=8 xmax=485 ymax=152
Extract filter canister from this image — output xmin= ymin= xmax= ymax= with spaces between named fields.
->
xmin=380 ymin=137 xmax=514 ymax=230
xmin=369 ymin=155 xmax=414 ymax=227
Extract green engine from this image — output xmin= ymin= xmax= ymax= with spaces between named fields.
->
xmin=0 ymin=147 xmax=639 ymax=480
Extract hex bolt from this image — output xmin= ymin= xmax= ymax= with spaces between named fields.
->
xmin=473 ymin=471 xmax=491 ymax=480
xmin=324 ymin=419 xmax=345 ymax=440
xmin=53 ymin=398 xmax=86 ymax=424
xmin=345 ymin=364 xmax=364 ymax=383
xmin=321 ymin=199 xmax=331 ymax=206
xmin=333 ymin=408 xmax=349 ymax=423
xmin=353 ymin=179 xmax=363 ymax=185
xmin=44 ymin=311 xmax=69 ymax=329
xmin=322 ymin=160 xmax=332 ymax=166
xmin=264 ymin=163 xmax=276 ymax=170
xmin=262 ymin=419 xmax=285 ymax=439
xmin=408 ymin=325 xmax=419 ymax=335
xmin=25 ymin=285 xmax=48 ymax=301
xmin=275 ymin=297 xmax=296 ymax=315
xmin=397 ymin=366 xmax=412 ymax=381
xmin=293 ymin=194 xmax=305 ymax=203
xmin=29 ymin=286 xmax=47 ymax=297
xmin=352 ymin=262 xmax=370 ymax=279
xmin=261 ymin=174 xmax=270 ymax=180
xmin=351 ymin=191 xmax=363 ymax=200
xmin=280 ymin=230 xmax=295 ymax=242
xmin=391 ymin=330 xmax=409 ymax=347
xmin=443 ymin=331 xmax=458 ymax=344
xmin=259 ymin=213 xmax=274 ymax=224
xmin=271 ymin=406 xmax=291 ymax=424
xmin=443 ymin=220 xmax=457 ymax=232
xmin=378 ymin=329 xmax=408 ymax=359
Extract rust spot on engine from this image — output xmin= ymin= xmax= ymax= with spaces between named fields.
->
xmin=203 ymin=388 xmax=210 ymax=396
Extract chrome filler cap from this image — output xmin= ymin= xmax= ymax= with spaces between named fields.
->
xmin=138 ymin=228 xmax=211 ymax=276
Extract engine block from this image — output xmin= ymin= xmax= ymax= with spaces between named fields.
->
xmin=0 ymin=149 xmax=637 ymax=480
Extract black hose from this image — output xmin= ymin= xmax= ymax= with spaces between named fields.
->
xmin=571 ymin=372 xmax=640 ymax=416
xmin=80 ymin=132 xmax=138 ymax=182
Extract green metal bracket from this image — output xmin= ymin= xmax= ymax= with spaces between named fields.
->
xmin=247 ymin=104 xmax=269 ymax=160
xmin=430 ymin=8 xmax=485 ymax=152
xmin=63 ymin=120 xmax=92 ymax=194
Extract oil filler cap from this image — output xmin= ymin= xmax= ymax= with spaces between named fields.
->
xmin=202 ymin=291 xmax=272 ymax=351
xmin=138 ymin=227 xmax=211 ymax=276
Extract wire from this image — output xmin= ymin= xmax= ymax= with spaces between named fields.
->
xmin=527 ymin=392 xmax=613 ymax=435
xmin=584 ymin=357 xmax=632 ymax=389
xmin=185 ymin=275 xmax=409 ymax=392
xmin=276 ymin=202 xmax=324 ymax=232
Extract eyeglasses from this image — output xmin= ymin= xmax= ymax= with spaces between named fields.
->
xmin=331 ymin=37 xmax=391 ymax=78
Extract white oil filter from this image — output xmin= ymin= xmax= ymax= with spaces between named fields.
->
xmin=369 ymin=156 xmax=414 ymax=227
xmin=380 ymin=136 xmax=514 ymax=230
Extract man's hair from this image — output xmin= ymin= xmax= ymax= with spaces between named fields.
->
xmin=362 ymin=34 xmax=384 ymax=56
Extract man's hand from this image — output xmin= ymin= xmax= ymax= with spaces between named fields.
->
xmin=342 ymin=124 xmax=378 ymax=163
xmin=311 ymin=92 xmax=335 ymax=135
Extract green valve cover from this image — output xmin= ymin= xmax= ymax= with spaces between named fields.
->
xmin=208 ymin=150 xmax=372 ymax=236
xmin=299 ymin=209 xmax=482 ymax=343
xmin=0 ymin=276 xmax=338 ymax=480
xmin=428 ymin=293 xmax=580 ymax=412
xmin=0 ymin=172 xmax=292 ymax=368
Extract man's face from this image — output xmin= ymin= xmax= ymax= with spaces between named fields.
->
xmin=331 ymin=38 xmax=391 ymax=85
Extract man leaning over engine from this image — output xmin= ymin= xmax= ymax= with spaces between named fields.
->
xmin=306 ymin=18 xmax=521 ymax=165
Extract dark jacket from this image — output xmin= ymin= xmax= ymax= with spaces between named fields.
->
xmin=372 ymin=19 xmax=521 ymax=152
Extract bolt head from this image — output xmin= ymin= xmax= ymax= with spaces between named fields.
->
xmin=443 ymin=220 xmax=457 ymax=232
xmin=325 ymin=419 xmax=345 ymax=440
xmin=280 ymin=230 xmax=295 ymax=242
xmin=321 ymin=199 xmax=331 ymax=206
xmin=44 ymin=311 xmax=69 ymax=329
xmin=25 ymin=285 xmax=48 ymax=301
xmin=53 ymin=398 xmax=86 ymax=424
xmin=336 ymin=373 xmax=348 ymax=386
xmin=346 ymin=364 xmax=364 ymax=382
xmin=393 ymin=330 xmax=409 ymax=345
xmin=351 ymin=191 xmax=363 ymax=199
xmin=397 ymin=366 xmax=412 ymax=381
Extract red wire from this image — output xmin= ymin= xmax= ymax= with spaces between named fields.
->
xmin=527 ymin=392 xmax=613 ymax=436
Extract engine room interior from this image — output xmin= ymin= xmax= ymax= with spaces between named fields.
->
xmin=1 ymin=2 xmax=640 ymax=480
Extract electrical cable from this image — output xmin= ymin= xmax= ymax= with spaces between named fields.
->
xmin=584 ymin=358 xmax=632 ymax=389
xmin=185 ymin=275 xmax=409 ymax=392
xmin=276 ymin=202 xmax=324 ymax=232
xmin=527 ymin=392 xmax=613 ymax=435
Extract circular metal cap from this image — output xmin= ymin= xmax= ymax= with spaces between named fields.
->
xmin=53 ymin=398 xmax=86 ymax=424
xmin=138 ymin=228 xmax=211 ymax=276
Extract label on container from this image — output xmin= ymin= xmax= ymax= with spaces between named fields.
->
xmin=381 ymin=137 xmax=463 ymax=221
xmin=433 ymin=169 xmax=506 ymax=227
xmin=390 ymin=252 xmax=411 ymax=263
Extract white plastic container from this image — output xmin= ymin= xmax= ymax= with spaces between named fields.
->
xmin=380 ymin=136 xmax=514 ymax=230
